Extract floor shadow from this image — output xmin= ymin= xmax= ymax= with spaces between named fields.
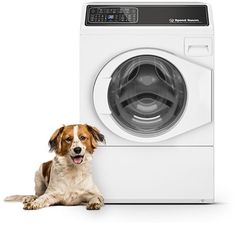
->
xmin=105 ymin=202 xmax=225 ymax=205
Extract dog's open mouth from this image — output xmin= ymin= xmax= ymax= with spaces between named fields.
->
xmin=71 ymin=155 xmax=84 ymax=164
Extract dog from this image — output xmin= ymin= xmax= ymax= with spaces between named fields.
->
xmin=5 ymin=124 xmax=105 ymax=210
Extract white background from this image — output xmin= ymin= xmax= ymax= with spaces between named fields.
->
xmin=0 ymin=0 xmax=234 ymax=224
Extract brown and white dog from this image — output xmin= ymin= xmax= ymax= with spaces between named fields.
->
xmin=5 ymin=124 xmax=105 ymax=210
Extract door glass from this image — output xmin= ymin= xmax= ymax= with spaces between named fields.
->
xmin=108 ymin=55 xmax=187 ymax=136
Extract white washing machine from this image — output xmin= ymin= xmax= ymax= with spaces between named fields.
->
xmin=80 ymin=2 xmax=214 ymax=203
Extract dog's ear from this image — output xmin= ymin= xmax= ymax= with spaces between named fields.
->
xmin=48 ymin=126 xmax=65 ymax=153
xmin=86 ymin=125 xmax=105 ymax=149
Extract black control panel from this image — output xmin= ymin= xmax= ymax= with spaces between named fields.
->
xmin=85 ymin=5 xmax=209 ymax=26
xmin=88 ymin=7 xmax=138 ymax=23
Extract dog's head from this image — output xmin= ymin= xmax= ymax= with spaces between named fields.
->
xmin=48 ymin=124 xmax=105 ymax=165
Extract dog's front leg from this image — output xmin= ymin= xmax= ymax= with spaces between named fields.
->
xmin=23 ymin=193 xmax=60 ymax=210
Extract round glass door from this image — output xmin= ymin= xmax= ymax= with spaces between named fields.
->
xmin=108 ymin=55 xmax=187 ymax=136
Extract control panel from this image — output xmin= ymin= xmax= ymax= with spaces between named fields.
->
xmin=88 ymin=7 xmax=138 ymax=23
xmin=85 ymin=5 xmax=209 ymax=26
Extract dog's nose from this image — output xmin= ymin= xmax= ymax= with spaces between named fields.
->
xmin=73 ymin=147 xmax=82 ymax=154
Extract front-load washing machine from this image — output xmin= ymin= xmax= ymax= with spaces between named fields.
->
xmin=80 ymin=2 xmax=214 ymax=203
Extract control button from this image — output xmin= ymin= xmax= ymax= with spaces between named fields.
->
xmin=130 ymin=8 xmax=136 ymax=13
xmin=90 ymin=8 xmax=96 ymax=14
xmin=98 ymin=8 xmax=103 ymax=13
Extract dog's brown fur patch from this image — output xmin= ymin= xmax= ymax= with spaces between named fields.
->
xmin=42 ymin=160 xmax=52 ymax=183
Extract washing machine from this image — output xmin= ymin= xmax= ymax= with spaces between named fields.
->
xmin=80 ymin=2 xmax=214 ymax=203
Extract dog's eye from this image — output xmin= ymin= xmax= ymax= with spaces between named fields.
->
xmin=65 ymin=136 xmax=72 ymax=143
xmin=79 ymin=136 xmax=86 ymax=141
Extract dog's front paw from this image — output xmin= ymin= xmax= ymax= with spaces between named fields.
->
xmin=23 ymin=196 xmax=37 ymax=204
xmin=86 ymin=197 xmax=103 ymax=210
xmin=23 ymin=201 xmax=44 ymax=210
xmin=86 ymin=202 xmax=102 ymax=210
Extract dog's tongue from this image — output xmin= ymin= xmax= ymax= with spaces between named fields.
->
xmin=73 ymin=156 xmax=83 ymax=164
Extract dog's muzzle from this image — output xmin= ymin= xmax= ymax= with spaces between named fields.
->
xmin=71 ymin=147 xmax=84 ymax=164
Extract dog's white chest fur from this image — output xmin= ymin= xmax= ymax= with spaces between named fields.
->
xmin=42 ymin=156 xmax=100 ymax=205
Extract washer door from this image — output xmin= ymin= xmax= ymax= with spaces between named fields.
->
xmin=93 ymin=49 xmax=212 ymax=143
xmin=108 ymin=55 xmax=187 ymax=136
